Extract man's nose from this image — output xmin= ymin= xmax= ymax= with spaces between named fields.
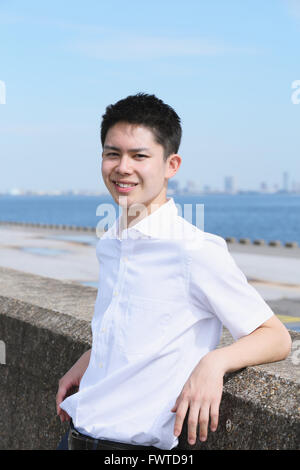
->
xmin=115 ymin=155 xmax=133 ymax=174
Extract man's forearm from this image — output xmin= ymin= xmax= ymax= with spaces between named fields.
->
xmin=202 ymin=315 xmax=292 ymax=375
xmin=71 ymin=349 xmax=91 ymax=377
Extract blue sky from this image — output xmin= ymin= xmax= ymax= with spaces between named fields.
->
xmin=0 ymin=0 xmax=300 ymax=193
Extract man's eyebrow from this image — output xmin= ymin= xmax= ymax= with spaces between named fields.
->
xmin=103 ymin=145 xmax=120 ymax=151
xmin=103 ymin=145 xmax=150 ymax=152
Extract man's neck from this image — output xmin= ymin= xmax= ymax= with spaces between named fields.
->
xmin=120 ymin=196 xmax=168 ymax=231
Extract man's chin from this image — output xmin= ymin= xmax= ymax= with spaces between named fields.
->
xmin=114 ymin=195 xmax=149 ymax=215
xmin=113 ymin=194 xmax=133 ymax=207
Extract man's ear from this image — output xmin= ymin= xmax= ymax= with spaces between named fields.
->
xmin=166 ymin=154 xmax=182 ymax=178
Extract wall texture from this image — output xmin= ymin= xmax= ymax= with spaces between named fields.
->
xmin=0 ymin=267 xmax=299 ymax=450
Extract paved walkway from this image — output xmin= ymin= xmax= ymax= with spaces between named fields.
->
xmin=228 ymin=243 xmax=300 ymax=301
xmin=0 ymin=225 xmax=99 ymax=284
xmin=0 ymin=224 xmax=299 ymax=330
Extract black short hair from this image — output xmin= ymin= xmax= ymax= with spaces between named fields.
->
xmin=100 ymin=93 xmax=182 ymax=160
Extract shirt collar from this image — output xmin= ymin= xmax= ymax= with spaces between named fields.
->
xmin=126 ymin=198 xmax=178 ymax=239
xmin=102 ymin=198 xmax=179 ymax=240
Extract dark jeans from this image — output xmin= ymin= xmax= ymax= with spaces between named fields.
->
xmin=56 ymin=429 xmax=70 ymax=450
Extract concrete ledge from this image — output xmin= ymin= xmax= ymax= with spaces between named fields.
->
xmin=0 ymin=267 xmax=299 ymax=450
xmin=0 ymin=266 xmax=97 ymax=322
xmin=0 ymin=297 xmax=92 ymax=449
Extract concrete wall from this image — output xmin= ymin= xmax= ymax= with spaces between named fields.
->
xmin=0 ymin=266 xmax=299 ymax=450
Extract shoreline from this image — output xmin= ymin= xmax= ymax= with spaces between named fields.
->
xmin=1 ymin=219 xmax=299 ymax=247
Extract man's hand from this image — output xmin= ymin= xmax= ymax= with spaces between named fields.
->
xmin=56 ymin=349 xmax=91 ymax=423
xmin=171 ymin=315 xmax=292 ymax=445
xmin=56 ymin=373 xmax=79 ymax=423
xmin=171 ymin=350 xmax=225 ymax=445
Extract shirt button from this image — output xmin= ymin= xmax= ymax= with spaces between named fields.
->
xmin=113 ymin=291 xmax=118 ymax=296
xmin=99 ymin=362 xmax=103 ymax=368
xmin=101 ymin=328 xmax=106 ymax=333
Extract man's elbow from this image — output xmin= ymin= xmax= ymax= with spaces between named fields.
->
xmin=260 ymin=315 xmax=292 ymax=361
xmin=276 ymin=324 xmax=292 ymax=361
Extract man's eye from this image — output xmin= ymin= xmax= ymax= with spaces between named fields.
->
xmin=135 ymin=154 xmax=147 ymax=159
xmin=105 ymin=153 xmax=119 ymax=158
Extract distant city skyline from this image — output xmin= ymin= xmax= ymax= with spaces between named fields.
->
xmin=0 ymin=1 xmax=300 ymax=193
xmin=2 ymin=171 xmax=299 ymax=196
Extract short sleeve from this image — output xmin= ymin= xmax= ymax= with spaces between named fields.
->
xmin=188 ymin=234 xmax=274 ymax=340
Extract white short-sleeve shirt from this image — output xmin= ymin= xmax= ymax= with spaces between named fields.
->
xmin=60 ymin=197 xmax=274 ymax=450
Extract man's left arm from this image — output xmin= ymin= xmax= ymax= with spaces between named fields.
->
xmin=171 ymin=315 xmax=292 ymax=445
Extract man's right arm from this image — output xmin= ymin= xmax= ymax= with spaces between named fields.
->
xmin=56 ymin=349 xmax=91 ymax=422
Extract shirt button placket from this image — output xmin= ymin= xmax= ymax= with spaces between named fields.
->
xmin=99 ymin=241 xmax=130 ymax=369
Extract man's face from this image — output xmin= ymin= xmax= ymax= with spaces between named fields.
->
xmin=101 ymin=122 xmax=179 ymax=219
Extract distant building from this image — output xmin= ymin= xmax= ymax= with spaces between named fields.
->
xmin=9 ymin=188 xmax=23 ymax=196
xmin=260 ymin=182 xmax=268 ymax=193
xmin=168 ymin=179 xmax=180 ymax=192
xmin=224 ymin=176 xmax=236 ymax=194
xmin=203 ymin=185 xmax=211 ymax=194
xmin=283 ymin=172 xmax=289 ymax=192
xmin=183 ymin=180 xmax=202 ymax=194
xmin=292 ymin=180 xmax=300 ymax=193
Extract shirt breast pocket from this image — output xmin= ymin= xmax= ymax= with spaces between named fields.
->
xmin=119 ymin=295 xmax=174 ymax=357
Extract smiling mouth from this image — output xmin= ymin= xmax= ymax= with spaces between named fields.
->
xmin=111 ymin=180 xmax=139 ymax=193
xmin=112 ymin=181 xmax=138 ymax=188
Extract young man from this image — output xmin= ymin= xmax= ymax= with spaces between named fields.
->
xmin=56 ymin=93 xmax=291 ymax=450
